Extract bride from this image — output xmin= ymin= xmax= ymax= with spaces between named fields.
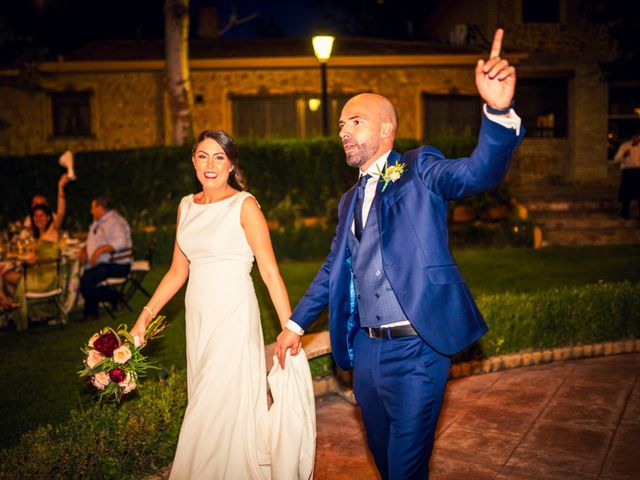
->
xmin=130 ymin=130 xmax=313 ymax=479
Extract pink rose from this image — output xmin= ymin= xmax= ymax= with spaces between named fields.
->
xmin=112 ymin=345 xmax=132 ymax=364
xmin=86 ymin=349 xmax=104 ymax=368
xmin=108 ymin=368 xmax=126 ymax=383
xmin=91 ymin=371 xmax=110 ymax=390
xmin=93 ymin=332 xmax=119 ymax=357
xmin=119 ymin=373 xmax=137 ymax=394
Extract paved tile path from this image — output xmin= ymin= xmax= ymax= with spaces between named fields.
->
xmin=314 ymin=353 xmax=640 ymax=479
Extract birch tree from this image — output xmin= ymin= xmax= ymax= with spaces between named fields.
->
xmin=164 ymin=0 xmax=193 ymax=145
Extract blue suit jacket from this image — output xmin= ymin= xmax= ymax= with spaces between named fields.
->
xmin=291 ymin=115 xmax=524 ymax=370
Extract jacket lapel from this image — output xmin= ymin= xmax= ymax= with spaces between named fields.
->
xmin=376 ymin=150 xmax=402 ymax=234
xmin=342 ymin=182 xmax=358 ymax=232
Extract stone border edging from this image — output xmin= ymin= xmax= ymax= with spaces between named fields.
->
xmin=271 ymin=335 xmax=640 ymax=398
xmin=448 ymin=338 xmax=640 ymax=379
xmin=310 ymin=338 xmax=640 ymax=402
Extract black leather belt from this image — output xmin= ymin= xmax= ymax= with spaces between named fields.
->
xmin=363 ymin=324 xmax=418 ymax=339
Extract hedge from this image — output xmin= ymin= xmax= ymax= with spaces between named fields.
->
xmin=458 ymin=280 xmax=640 ymax=361
xmin=1 ymin=131 xmax=486 ymax=233
xmin=1 ymin=281 xmax=638 ymax=479
xmin=0 ymin=138 xmax=421 ymax=231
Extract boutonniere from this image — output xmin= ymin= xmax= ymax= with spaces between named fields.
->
xmin=377 ymin=161 xmax=407 ymax=192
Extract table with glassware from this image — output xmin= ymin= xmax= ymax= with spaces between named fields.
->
xmin=1 ymin=227 xmax=84 ymax=316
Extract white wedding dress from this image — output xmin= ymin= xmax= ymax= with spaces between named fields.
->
xmin=170 ymin=192 xmax=315 ymax=480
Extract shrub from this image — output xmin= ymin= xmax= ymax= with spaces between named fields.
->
xmin=458 ymin=281 xmax=640 ymax=360
xmin=270 ymin=224 xmax=336 ymax=260
xmin=0 ymin=371 xmax=187 ymax=480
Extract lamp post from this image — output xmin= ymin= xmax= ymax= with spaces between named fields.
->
xmin=312 ymin=35 xmax=334 ymax=136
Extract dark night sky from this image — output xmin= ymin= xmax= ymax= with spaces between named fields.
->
xmin=0 ymin=0 xmax=325 ymax=57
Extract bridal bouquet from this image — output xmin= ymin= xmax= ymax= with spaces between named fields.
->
xmin=78 ymin=316 xmax=167 ymax=402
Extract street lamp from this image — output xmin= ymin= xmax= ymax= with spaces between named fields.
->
xmin=312 ymin=35 xmax=334 ymax=136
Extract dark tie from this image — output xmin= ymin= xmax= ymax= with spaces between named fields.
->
xmin=354 ymin=174 xmax=370 ymax=241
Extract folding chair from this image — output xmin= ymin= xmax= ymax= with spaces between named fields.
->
xmin=124 ymin=237 xmax=155 ymax=299
xmin=98 ymin=239 xmax=155 ymax=318
xmin=22 ymin=257 xmax=67 ymax=326
xmin=97 ymin=248 xmax=134 ymax=318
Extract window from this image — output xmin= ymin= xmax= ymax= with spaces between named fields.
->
xmin=515 ymin=78 xmax=567 ymax=138
xmin=522 ymin=0 xmax=559 ymax=23
xmin=422 ymin=94 xmax=482 ymax=140
xmin=608 ymin=84 xmax=640 ymax=158
xmin=51 ymin=91 xmax=92 ymax=137
xmin=231 ymin=94 xmax=351 ymax=139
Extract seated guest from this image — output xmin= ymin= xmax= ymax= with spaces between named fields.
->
xmin=80 ymin=196 xmax=132 ymax=321
xmin=2 ymin=204 xmax=63 ymax=329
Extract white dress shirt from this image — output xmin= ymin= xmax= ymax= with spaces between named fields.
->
xmin=614 ymin=140 xmax=640 ymax=169
xmin=86 ymin=210 xmax=132 ymax=267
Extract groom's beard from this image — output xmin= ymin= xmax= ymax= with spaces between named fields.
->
xmin=345 ymin=139 xmax=379 ymax=169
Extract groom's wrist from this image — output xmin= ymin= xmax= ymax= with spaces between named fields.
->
xmin=485 ymin=100 xmax=514 ymax=116
xmin=285 ymin=319 xmax=304 ymax=336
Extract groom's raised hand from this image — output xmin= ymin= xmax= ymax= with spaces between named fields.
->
xmin=475 ymin=28 xmax=516 ymax=111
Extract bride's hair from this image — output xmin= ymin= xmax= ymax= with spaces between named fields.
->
xmin=192 ymin=130 xmax=246 ymax=190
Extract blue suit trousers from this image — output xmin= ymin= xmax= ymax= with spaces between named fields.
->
xmin=353 ymin=330 xmax=451 ymax=479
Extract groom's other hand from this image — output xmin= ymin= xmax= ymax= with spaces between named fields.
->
xmin=275 ymin=328 xmax=302 ymax=368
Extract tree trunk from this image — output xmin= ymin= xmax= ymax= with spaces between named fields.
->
xmin=164 ymin=0 xmax=193 ymax=145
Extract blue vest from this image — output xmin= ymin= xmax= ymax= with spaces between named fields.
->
xmin=348 ymin=204 xmax=407 ymax=327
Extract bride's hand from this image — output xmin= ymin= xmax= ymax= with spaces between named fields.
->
xmin=130 ymin=316 xmax=147 ymax=347
xmin=275 ymin=328 xmax=302 ymax=369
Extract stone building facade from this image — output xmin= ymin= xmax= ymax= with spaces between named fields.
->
xmin=422 ymin=0 xmax=617 ymax=183
xmin=0 ymin=40 xmax=516 ymax=152
xmin=0 ymin=0 xmax=624 ymax=186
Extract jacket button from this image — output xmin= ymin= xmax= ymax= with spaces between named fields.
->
xmin=357 ymin=295 xmax=361 ymax=299
xmin=375 ymin=293 xmax=380 ymax=298
xmin=375 ymin=270 xmax=381 ymax=276
xmin=376 ymin=315 xmax=381 ymax=320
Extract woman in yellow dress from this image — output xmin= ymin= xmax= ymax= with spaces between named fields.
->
xmin=3 ymin=204 xmax=62 ymax=330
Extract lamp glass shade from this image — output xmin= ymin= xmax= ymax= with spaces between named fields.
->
xmin=312 ymin=36 xmax=334 ymax=62
xmin=308 ymin=98 xmax=321 ymax=112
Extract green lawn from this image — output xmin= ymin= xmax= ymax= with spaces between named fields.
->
xmin=454 ymin=245 xmax=640 ymax=294
xmin=1 ymin=244 xmax=639 ymax=448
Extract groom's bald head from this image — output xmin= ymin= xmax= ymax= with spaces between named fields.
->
xmin=346 ymin=93 xmax=398 ymax=135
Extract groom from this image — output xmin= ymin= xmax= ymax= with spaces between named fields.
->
xmin=277 ymin=29 xmax=523 ymax=478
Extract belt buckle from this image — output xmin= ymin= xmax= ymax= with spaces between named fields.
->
xmin=367 ymin=327 xmax=375 ymax=338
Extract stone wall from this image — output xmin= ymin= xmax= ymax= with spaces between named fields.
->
xmin=0 ymin=63 xmax=478 ymax=156
xmin=0 ymin=71 xmax=166 ymax=155
xmin=417 ymin=0 xmax=615 ymax=185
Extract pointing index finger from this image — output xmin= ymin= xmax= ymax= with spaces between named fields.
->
xmin=490 ymin=28 xmax=503 ymax=59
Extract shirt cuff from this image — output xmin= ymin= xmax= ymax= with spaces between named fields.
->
xmin=285 ymin=320 xmax=304 ymax=336
xmin=483 ymin=104 xmax=522 ymax=136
